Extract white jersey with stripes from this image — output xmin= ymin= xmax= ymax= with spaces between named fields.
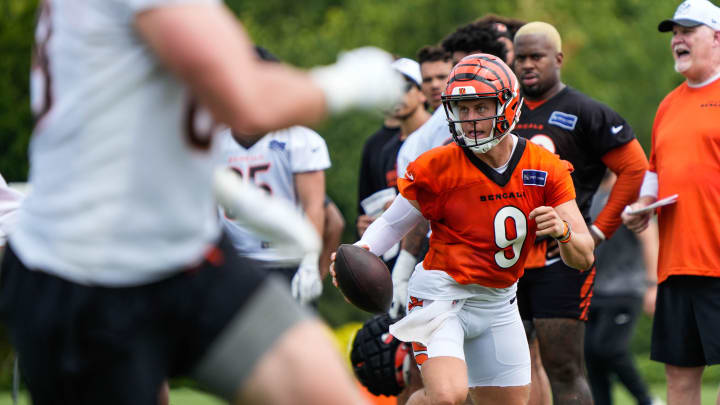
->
xmin=12 ymin=0 xmax=224 ymax=286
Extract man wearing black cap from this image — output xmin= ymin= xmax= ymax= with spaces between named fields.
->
xmin=623 ymin=1 xmax=720 ymax=404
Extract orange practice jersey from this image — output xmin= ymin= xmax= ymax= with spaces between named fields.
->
xmin=397 ymin=137 xmax=575 ymax=288
xmin=649 ymin=78 xmax=720 ymax=282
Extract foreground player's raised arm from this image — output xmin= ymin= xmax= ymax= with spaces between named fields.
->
xmin=135 ymin=3 xmax=326 ymax=136
xmin=135 ymin=3 xmax=403 ymax=138
xmin=530 ymin=201 xmax=594 ymax=271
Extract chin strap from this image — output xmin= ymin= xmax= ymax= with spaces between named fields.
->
xmin=467 ymin=132 xmax=507 ymax=154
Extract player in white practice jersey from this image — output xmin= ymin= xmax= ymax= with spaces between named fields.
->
xmin=0 ymin=0 xmax=403 ymax=404
xmin=218 ymin=125 xmax=331 ymax=301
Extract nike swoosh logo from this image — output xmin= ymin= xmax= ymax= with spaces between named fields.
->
xmin=611 ymin=125 xmax=623 ymax=134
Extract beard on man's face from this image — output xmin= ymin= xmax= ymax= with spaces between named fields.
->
xmin=520 ymin=82 xmax=547 ymax=99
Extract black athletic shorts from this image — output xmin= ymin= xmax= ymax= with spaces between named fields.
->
xmin=517 ymin=259 xmax=596 ymax=321
xmin=651 ymin=275 xmax=720 ymax=367
xmin=585 ymin=294 xmax=642 ymax=359
xmin=0 ymin=234 xmax=311 ymax=404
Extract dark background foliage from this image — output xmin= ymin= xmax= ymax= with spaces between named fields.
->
xmin=1 ymin=0 xmax=709 ymax=387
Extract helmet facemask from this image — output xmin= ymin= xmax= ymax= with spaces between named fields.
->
xmin=442 ymin=54 xmax=524 ymax=154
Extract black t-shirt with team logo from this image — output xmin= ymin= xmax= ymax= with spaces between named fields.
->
xmin=514 ymin=86 xmax=635 ymax=223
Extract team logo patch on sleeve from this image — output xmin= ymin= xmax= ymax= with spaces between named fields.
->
xmin=269 ymin=140 xmax=286 ymax=151
xmin=522 ymin=169 xmax=547 ymax=186
xmin=548 ymin=111 xmax=578 ymax=130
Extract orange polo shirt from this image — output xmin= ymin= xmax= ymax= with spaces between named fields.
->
xmin=649 ymin=77 xmax=720 ymax=282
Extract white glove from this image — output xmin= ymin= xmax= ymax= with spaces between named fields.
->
xmin=291 ymin=252 xmax=323 ymax=305
xmin=310 ymin=47 xmax=405 ymax=114
xmin=388 ymin=249 xmax=417 ymax=318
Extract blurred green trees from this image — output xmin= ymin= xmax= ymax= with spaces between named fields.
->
xmin=0 ymin=0 xmax=680 ymax=227
xmin=225 ymin=0 xmax=680 ymax=246
xmin=0 ymin=0 xmax=713 ymax=391
xmin=0 ymin=0 xmax=683 ymax=325
xmin=0 ymin=0 xmax=35 ymax=181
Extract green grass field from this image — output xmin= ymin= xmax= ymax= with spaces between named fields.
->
xmin=0 ymin=384 xmax=716 ymax=405
xmin=0 ymin=320 xmax=716 ymax=404
xmin=0 ymin=388 xmax=223 ymax=405
xmin=0 ymin=376 xmax=717 ymax=405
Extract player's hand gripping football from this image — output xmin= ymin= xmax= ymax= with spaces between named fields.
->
xmin=330 ymin=243 xmax=394 ymax=313
xmin=291 ymin=252 xmax=323 ymax=305
xmin=329 ymin=245 xmax=370 ymax=305
xmin=329 ymin=243 xmax=369 ymax=286
xmin=329 ymin=251 xmax=340 ymax=289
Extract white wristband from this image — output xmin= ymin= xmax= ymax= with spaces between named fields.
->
xmin=639 ymin=171 xmax=658 ymax=199
xmin=590 ymin=224 xmax=606 ymax=241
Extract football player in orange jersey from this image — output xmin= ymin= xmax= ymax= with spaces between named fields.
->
xmin=623 ymin=1 xmax=720 ymax=404
xmin=332 ymin=54 xmax=594 ymax=405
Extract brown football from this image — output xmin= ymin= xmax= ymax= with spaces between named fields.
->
xmin=334 ymin=244 xmax=392 ymax=313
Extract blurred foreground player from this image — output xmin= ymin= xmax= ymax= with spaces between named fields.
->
xmin=0 ymin=1 xmax=403 ymax=404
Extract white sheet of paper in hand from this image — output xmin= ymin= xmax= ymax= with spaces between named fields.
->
xmin=624 ymin=194 xmax=678 ymax=215
xmin=360 ymin=187 xmax=397 ymax=219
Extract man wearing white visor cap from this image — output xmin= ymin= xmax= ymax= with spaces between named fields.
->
xmin=658 ymin=0 xmax=720 ymax=32
xmin=623 ymin=1 xmax=720 ymax=405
